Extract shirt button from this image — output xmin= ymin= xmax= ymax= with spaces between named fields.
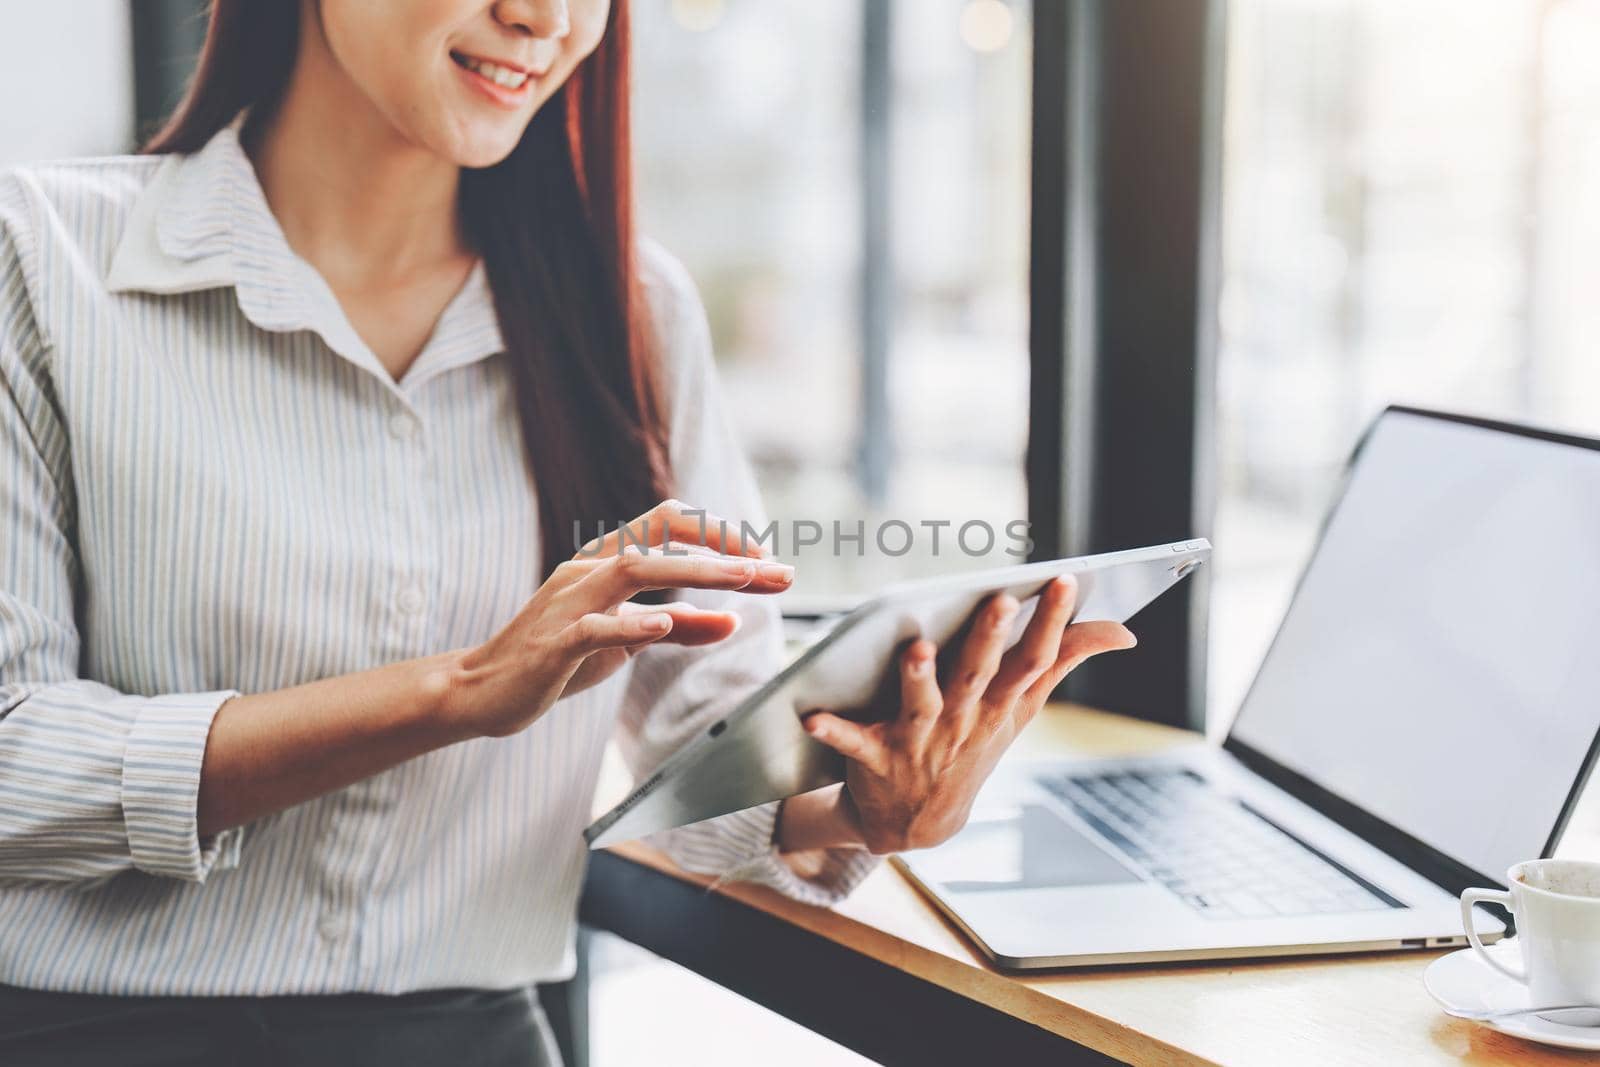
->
xmin=318 ymin=913 xmax=348 ymax=943
xmin=396 ymin=586 xmax=426 ymax=615
xmin=389 ymin=411 xmax=418 ymax=441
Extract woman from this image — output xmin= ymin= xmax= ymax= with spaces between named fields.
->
xmin=0 ymin=1 xmax=1134 ymax=1063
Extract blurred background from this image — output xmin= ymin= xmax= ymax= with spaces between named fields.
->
xmin=7 ymin=0 xmax=1600 ymax=1062
xmin=634 ymin=0 xmax=1032 ymax=609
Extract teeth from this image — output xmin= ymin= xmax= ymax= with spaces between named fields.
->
xmin=456 ymin=54 xmax=528 ymax=90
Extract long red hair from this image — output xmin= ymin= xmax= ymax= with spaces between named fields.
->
xmin=143 ymin=0 xmax=672 ymax=579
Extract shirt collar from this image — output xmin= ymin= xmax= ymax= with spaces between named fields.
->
xmin=106 ymin=116 xmax=506 ymax=396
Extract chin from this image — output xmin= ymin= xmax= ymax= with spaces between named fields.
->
xmin=438 ymin=125 xmax=528 ymax=170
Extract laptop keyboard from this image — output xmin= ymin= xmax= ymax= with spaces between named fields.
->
xmin=1038 ymin=768 xmax=1403 ymax=920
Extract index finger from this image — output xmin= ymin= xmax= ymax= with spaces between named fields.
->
xmin=574 ymin=500 xmax=770 ymax=561
xmin=1021 ymin=621 xmax=1137 ymax=707
xmin=572 ymin=548 xmax=793 ymax=608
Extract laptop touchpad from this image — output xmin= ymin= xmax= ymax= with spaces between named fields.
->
xmin=917 ymin=804 xmax=1140 ymax=893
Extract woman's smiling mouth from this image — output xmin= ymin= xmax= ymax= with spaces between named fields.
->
xmin=450 ymin=50 xmax=534 ymax=94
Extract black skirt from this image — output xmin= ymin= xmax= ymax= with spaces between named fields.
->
xmin=0 ymin=982 xmax=561 ymax=1067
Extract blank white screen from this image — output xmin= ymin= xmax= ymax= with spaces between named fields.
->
xmin=1230 ymin=411 xmax=1600 ymax=881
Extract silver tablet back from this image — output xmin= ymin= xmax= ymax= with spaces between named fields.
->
xmin=586 ymin=540 xmax=1209 ymax=847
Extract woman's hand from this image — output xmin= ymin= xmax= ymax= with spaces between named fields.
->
xmin=197 ymin=499 xmax=785 ymax=838
xmin=444 ymin=500 xmax=791 ymax=740
xmin=801 ymin=575 xmax=1135 ymax=854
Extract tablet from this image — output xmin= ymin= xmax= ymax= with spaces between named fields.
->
xmin=585 ymin=539 xmax=1210 ymax=848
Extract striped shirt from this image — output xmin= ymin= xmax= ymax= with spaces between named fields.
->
xmin=0 ymin=120 xmax=875 ymax=995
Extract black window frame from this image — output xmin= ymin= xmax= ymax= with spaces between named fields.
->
xmin=1028 ymin=0 xmax=1227 ymax=731
xmin=130 ymin=0 xmax=208 ymax=146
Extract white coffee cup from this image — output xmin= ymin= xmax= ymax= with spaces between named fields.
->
xmin=1461 ymin=858 xmax=1600 ymax=1025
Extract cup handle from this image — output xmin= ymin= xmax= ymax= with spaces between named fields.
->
xmin=1461 ymin=887 xmax=1526 ymax=983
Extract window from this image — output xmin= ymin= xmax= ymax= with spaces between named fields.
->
xmin=1212 ymin=0 xmax=1600 ymax=729
xmin=0 ymin=2 xmax=131 ymax=166
xmin=634 ymin=0 xmax=1033 ymax=605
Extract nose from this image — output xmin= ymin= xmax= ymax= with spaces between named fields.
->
xmin=492 ymin=0 xmax=571 ymax=39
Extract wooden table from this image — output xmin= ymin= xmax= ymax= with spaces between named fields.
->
xmin=581 ymin=705 xmax=1600 ymax=1065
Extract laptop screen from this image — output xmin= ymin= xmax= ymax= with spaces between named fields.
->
xmin=1227 ymin=409 xmax=1600 ymax=883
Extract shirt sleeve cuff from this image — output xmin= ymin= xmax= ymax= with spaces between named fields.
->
xmin=120 ymin=690 xmax=244 ymax=883
xmin=655 ymin=801 xmax=880 ymax=908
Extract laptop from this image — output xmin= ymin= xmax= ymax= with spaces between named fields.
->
xmin=895 ymin=406 xmax=1600 ymax=969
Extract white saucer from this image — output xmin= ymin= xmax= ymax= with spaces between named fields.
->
xmin=1424 ymin=940 xmax=1600 ymax=1051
